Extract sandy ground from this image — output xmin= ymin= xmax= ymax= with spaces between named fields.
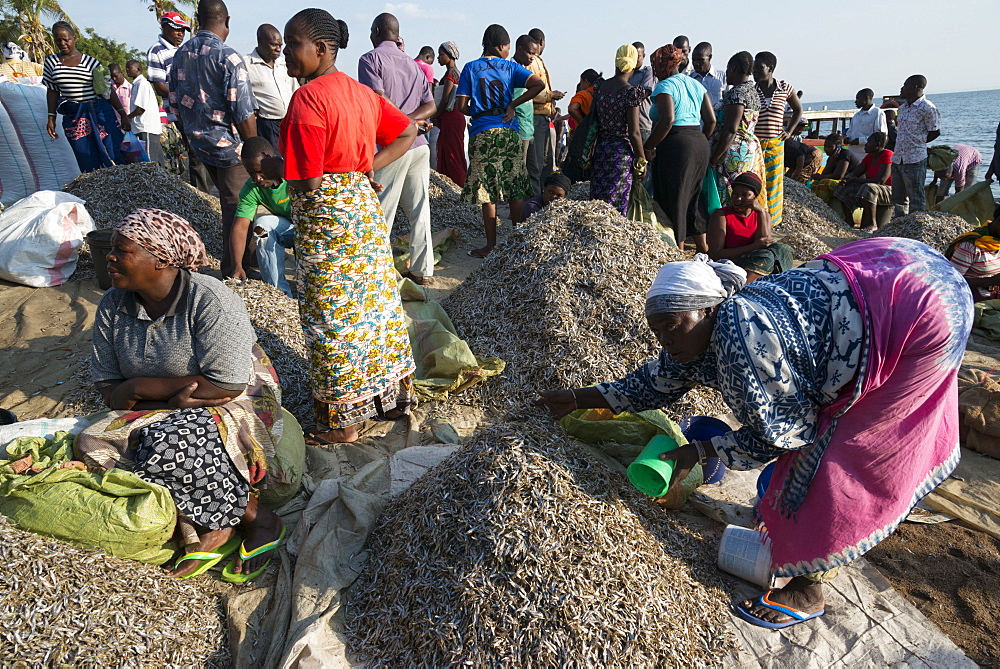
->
xmin=1 ymin=204 xmax=998 ymax=664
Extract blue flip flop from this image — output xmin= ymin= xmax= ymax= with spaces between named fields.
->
xmin=734 ymin=589 xmax=825 ymax=629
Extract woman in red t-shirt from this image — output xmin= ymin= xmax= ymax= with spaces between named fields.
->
xmin=834 ymin=132 xmax=893 ymax=232
xmin=707 ymin=172 xmax=792 ymax=281
xmin=271 ymin=9 xmax=418 ymax=444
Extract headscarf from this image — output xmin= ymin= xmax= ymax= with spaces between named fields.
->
xmin=650 ymin=44 xmax=684 ymax=81
xmin=439 ymin=41 xmax=459 ymax=61
xmin=615 ymin=44 xmax=638 ymax=73
xmin=645 ymin=254 xmax=747 ymax=315
xmin=732 ymin=172 xmax=763 ymax=196
xmin=544 ymin=172 xmax=572 ymax=193
xmin=3 ymin=42 xmax=27 ymax=61
xmin=113 ymin=209 xmax=209 ymax=271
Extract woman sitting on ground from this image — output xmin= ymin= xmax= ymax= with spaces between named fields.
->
xmin=808 ymin=132 xmax=859 ymax=203
xmin=76 ymin=209 xmax=284 ymax=581
xmin=707 ymin=172 xmax=792 ymax=280
xmin=521 ymin=172 xmax=571 ymax=220
xmin=945 ymin=204 xmax=1000 ymax=302
xmin=833 ymin=132 xmax=893 ymax=232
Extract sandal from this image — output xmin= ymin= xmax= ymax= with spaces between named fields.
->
xmin=173 ymin=535 xmax=242 ymax=579
xmin=734 ymin=589 xmax=825 ymax=629
xmin=221 ymin=525 xmax=286 ymax=583
xmin=467 ymin=248 xmax=491 ymax=258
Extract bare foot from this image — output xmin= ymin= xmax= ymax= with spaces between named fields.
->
xmin=306 ymin=425 xmax=359 ymax=444
xmin=741 ymin=576 xmax=825 ymax=624
xmin=468 ymin=246 xmax=492 ymax=258
xmin=230 ymin=497 xmax=284 ymax=576
xmin=169 ymin=527 xmax=236 ymax=578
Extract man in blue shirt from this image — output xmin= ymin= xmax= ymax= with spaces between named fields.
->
xmin=689 ymin=42 xmax=727 ymax=108
xmin=168 ymin=0 xmax=258 ymax=277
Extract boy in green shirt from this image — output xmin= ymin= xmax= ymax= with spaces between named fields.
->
xmin=231 ymin=136 xmax=295 ymax=296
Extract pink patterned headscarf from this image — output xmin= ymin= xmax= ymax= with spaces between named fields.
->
xmin=113 ymin=209 xmax=209 ymax=271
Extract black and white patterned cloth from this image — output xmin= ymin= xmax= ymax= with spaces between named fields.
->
xmin=133 ymin=407 xmax=248 ymax=530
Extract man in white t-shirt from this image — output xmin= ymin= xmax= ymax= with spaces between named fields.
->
xmin=125 ymin=59 xmax=165 ymax=167
xmin=846 ymin=88 xmax=888 ymax=146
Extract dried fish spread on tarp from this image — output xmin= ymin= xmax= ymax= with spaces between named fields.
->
xmin=779 ymin=231 xmax=833 ymax=261
xmin=64 ymin=163 xmax=224 ymax=265
xmin=224 ymin=279 xmax=312 ymax=425
xmin=392 ymin=170 xmax=485 ymax=239
xmin=344 ymin=412 xmax=740 ymax=667
xmin=0 ymin=515 xmax=229 ymax=667
xmin=441 ymin=197 xmax=730 ymax=420
xmin=874 ymin=210 xmax=973 ymax=251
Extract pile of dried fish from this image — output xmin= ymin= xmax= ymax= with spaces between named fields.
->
xmin=392 ymin=170 xmax=485 ymax=240
xmin=441 ymin=198 xmax=728 ymax=420
xmin=65 ymin=163 xmax=224 ymax=266
xmin=224 ymin=279 xmax=311 ymax=424
xmin=568 ymin=180 xmax=592 ymax=200
xmin=874 ymin=210 xmax=972 ymax=251
xmin=344 ymin=412 xmax=739 ymax=667
xmin=779 ymin=231 xmax=832 ymax=261
xmin=780 ymin=178 xmax=864 ymax=244
xmin=0 ymin=515 xmax=229 ymax=667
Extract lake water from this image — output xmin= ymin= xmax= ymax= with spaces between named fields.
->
xmin=807 ymin=88 xmax=999 ymax=199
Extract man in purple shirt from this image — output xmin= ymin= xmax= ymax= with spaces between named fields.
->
xmin=359 ymin=13 xmax=437 ymax=283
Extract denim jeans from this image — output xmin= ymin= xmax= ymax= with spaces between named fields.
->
xmin=891 ymin=159 xmax=927 ymax=217
xmin=253 ymin=214 xmax=294 ymax=297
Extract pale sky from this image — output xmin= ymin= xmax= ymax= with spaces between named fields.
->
xmin=61 ymin=0 xmax=998 ymax=103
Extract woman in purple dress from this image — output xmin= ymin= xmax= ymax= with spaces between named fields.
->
xmin=589 ymin=44 xmax=647 ymax=215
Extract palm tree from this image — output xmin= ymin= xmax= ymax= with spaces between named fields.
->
xmin=138 ymin=0 xmax=193 ymax=23
xmin=0 ymin=0 xmax=75 ymax=62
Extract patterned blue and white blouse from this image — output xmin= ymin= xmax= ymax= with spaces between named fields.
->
xmin=598 ymin=259 xmax=864 ymax=470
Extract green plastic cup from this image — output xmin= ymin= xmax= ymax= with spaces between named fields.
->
xmin=627 ymin=434 xmax=680 ymax=497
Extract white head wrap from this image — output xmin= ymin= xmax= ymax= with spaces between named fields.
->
xmin=3 ymin=42 xmax=27 ymax=61
xmin=645 ymin=254 xmax=747 ymax=315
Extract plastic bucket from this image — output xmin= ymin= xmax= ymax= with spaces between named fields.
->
xmin=86 ymin=229 xmax=114 ymax=290
xmin=679 ymin=416 xmax=729 ymax=484
xmin=626 ymin=434 xmax=679 ymax=497
xmin=757 ymin=462 xmax=775 ymax=501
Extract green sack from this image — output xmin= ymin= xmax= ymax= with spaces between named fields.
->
xmin=939 ymin=181 xmax=997 ymax=228
xmin=400 ymin=278 xmax=505 ymax=400
xmin=627 ymin=182 xmax=677 ymax=247
xmin=927 ymin=145 xmax=959 ymax=172
xmin=0 ymin=432 xmax=176 ymax=565
xmin=559 ymin=408 xmax=703 ymax=508
xmin=259 ymin=408 xmax=306 ymax=509
xmin=92 ymin=64 xmax=111 ymax=97
xmin=973 ymin=300 xmax=1000 ymax=342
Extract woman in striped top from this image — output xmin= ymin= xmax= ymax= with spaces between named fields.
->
xmin=44 ymin=21 xmax=127 ymax=172
xmin=752 ymin=51 xmax=802 ymax=227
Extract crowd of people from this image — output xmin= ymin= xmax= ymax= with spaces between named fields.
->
xmin=4 ymin=2 xmax=999 ymax=636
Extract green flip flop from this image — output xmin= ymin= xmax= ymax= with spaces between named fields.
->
xmin=173 ymin=535 xmax=242 ymax=579
xmin=221 ymin=525 xmax=286 ymax=583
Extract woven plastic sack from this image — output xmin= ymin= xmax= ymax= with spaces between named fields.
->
xmin=400 ymin=278 xmax=504 ymax=400
xmin=559 ymin=407 xmax=703 ymax=508
xmin=259 ymin=408 xmax=306 ymax=509
xmin=627 ymin=182 xmax=677 ymax=247
xmin=0 ymin=190 xmax=94 ymax=286
xmin=0 ymin=432 xmax=176 ymax=565
xmin=938 ymin=181 xmax=996 ymax=227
